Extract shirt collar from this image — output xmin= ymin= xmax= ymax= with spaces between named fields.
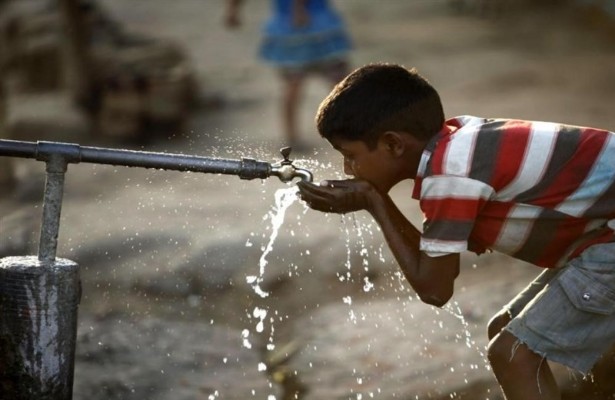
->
xmin=415 ymin=122 xmax=454 ymax=178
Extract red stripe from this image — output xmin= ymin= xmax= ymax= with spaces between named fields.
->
xmin=430 ymin=128 xmax=456 ymax=175
xmin=470 ymin=201 xmax=516 ymax=249
xmin=535 ymin=218 xmax=588 ymax=267
xmin=412 ymin=178 xmax=422 ymax=199
xmin=490 ymin=120 xmax=531 ymax=191
xmin=533 ymin=128 xmax=608 ymax=208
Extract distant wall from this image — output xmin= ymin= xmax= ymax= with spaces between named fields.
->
xmin=570 ymin=0 xmax=615 ymax=35
xmin=572 ymin=0 xmax=615 ymax=18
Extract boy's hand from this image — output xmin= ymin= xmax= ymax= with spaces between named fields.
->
xmin=297 ymin=179 xmax=376 ymax=214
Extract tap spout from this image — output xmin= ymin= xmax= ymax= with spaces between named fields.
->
xmin=292 ymin=167 xmax=313 ymax=182
xmin=269 ymin=147 xmax=313 ymax=183
xmin=270 ymin=164 xmax=313 ymax=183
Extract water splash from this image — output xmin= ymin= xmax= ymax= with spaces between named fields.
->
xmin=246 ymin=186 xmax=299 ymax=297
xmin=331 ymin=211 xmax=494 ymax=393
xmin=336 ymin=214 xmax=378 ymax=291
xmin=443 ymin=300 xmax=490 ymax=371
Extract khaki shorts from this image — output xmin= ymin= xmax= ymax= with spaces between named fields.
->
xmin=503 ymin=242 xmax=615 ymax=374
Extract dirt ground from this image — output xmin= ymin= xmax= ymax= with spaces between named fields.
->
xmin=2 ymin=0 xmax=615 ymax=399
xmin=68 ymin=0 xmax=615 ymax=329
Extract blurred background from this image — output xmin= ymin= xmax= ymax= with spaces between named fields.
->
xmin=1 ymin=0 xmax=615 ymax=399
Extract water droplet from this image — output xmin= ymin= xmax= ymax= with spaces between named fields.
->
xmin=241 ymin=329 xmax=252 ymax=349
xmin=363 ymin=277 xmax=374 ymax=292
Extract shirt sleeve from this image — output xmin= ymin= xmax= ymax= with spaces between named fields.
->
xmin=419 ymin=175 xmax=495 ymax=255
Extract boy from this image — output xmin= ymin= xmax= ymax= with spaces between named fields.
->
xmin=297 ymin=63 xmax=615 ymax=400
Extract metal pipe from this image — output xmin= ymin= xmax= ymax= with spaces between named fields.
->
xmin=38 ymin=155 xmax=68 ymax=263
xmin=0 ymin=139 xmax=313 ymax=182
xmin=78 ymin=146 xmax=270 ymax=179
xmin=0 ymin=139 xmax=274 ymax=180
xmin=0 ymin=139 xmax=38 ymax=158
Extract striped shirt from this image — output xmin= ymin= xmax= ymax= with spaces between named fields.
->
xmin=412 ymin=115 xmax=615 ymax=268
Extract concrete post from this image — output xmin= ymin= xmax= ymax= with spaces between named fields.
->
xmin=0 ymin=256 xmax=80 ymax=400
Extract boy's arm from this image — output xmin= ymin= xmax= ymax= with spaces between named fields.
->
xmin=370 ymin=187 xmax=460 ymax=307
xmin=298 ymin=180 xmax=459 ymax=307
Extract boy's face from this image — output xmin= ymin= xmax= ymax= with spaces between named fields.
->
xmin=329 ymin=136 xmax=402 ymax=193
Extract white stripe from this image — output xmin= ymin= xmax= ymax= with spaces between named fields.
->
xmin=443 ymin=125 xmax=478 ymax=176
xmin=495 ymin=121 xmax=559 ymax=201
xmin=555 ymin=132 xmax=615 ymax=217
xmin=421 ymin=176 xmax=494 ymax=200
xmin=420 ymin=237 xmax=468 ymax=255
xmin=491 ymin=204 xmax=542 ymax=254
xmin=416 ymin=150 xmax=431 ymax=178
xmin=585 ymin=218 xmax=608 ymax=233
xmin=456 ymin=115 xmax=485 ymax=127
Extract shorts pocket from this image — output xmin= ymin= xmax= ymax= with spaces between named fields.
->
xmin=559 ymin=267 xmax=615 ymax=316
xmin=518 ymin=266 xmax=615 ymax=349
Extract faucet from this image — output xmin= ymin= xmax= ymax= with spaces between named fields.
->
xmin=0 ymin=138 xmax=314 ymax=261
xmin=0 ymin=139 xmax=313 ymax=183
xmin=270 ymin=147 xmax=313 ymax=183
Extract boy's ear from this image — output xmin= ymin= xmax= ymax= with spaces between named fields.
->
xmin=380 ymin=131 xmax=406 ymax=157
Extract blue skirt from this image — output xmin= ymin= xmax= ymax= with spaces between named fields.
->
xmin=259 ymin=2 xmax=352 ymax=68
xmin=259 ymin=29 xmax=351 ymax=67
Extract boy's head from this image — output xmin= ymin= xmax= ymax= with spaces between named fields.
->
xmin=315 ymin=63 xmax=444 ymax=149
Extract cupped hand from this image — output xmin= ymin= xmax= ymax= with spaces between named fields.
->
xmin=297 ymin=179 xmax=376 ymax=214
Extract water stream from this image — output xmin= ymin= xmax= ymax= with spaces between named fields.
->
xmin=246 ymin=186 xmax=300 ymax=298
xmin=241 ymin=183 xmax=491 ymax=398
xmin=241 ymin=185 xmax=302 ymax=362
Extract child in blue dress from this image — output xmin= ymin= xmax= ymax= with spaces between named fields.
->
xmin=225 ymin=0 xmax=353 ymax=149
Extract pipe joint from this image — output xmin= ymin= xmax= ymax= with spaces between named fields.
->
xmin=36 ymin=141 xmax=81 ymax=169
xmin=239 ymin=158 xmax=271 ymax=180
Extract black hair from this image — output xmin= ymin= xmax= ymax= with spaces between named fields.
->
xmin=315 ymin=63 xmax=444 ymax=148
